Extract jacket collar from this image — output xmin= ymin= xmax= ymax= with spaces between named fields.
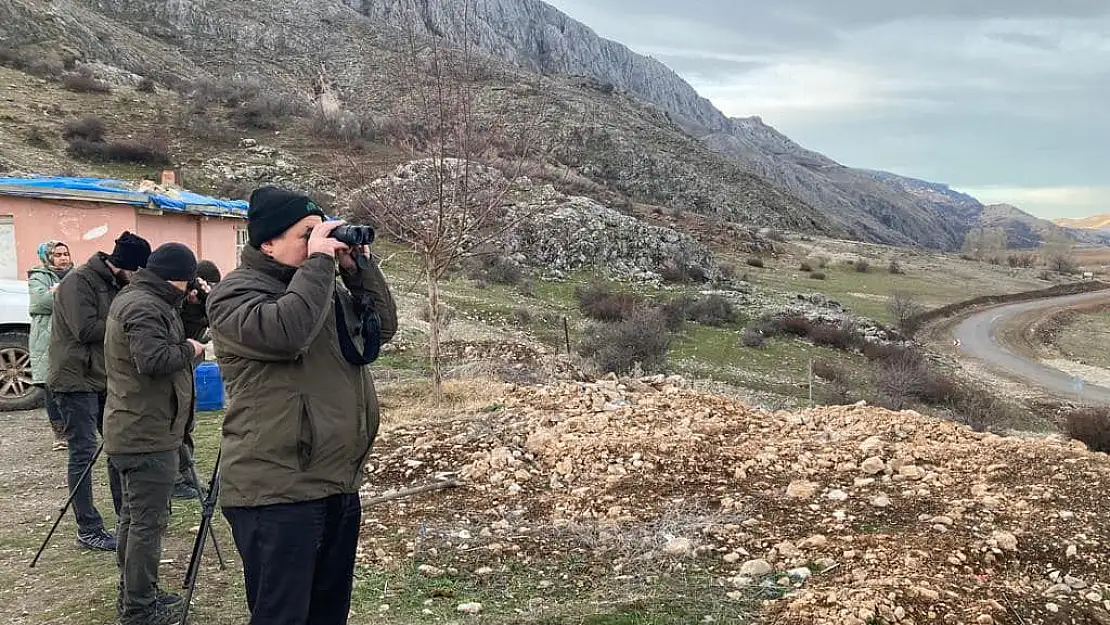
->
xmin=28 ymin=264 xmax=67 ymax=280
xmin=130 ymin=269 xmax=187 ymax=307
xmin=241 ymin=245 xmax=299 ymax=285
xmin=87 ymin=252 xmax=124 ymax=290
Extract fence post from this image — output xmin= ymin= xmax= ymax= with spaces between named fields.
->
xmin=808 ymin=359 xmax=814 ymax=408
xmin=563 ymin=316 xmax=571 ymax=355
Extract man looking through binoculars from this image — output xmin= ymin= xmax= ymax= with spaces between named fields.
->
xmin=206 ymin=186 xmax=397 ymax=625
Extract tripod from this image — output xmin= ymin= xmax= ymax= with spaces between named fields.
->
xmin=181 ymin=448 xmax=225 ymax=625
xmin=30 ymin=442 xmax=103 ymax=568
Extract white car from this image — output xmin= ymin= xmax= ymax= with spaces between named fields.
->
xmin=0 ymin=279 xmax=44 ymax=411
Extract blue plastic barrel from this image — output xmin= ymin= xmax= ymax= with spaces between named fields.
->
xmin=194 ymin=361 xmax=225 ymax=412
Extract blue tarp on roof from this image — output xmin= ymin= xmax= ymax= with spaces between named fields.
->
xmin=0 ymin=176 xmax=248 ymax=218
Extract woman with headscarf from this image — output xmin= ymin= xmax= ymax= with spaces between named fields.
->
xmin=28 ymin=240 xmax=72 ymax=450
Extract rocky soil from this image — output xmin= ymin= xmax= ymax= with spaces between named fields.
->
xmin=361 ymin=376 xmax=1110 ymax=624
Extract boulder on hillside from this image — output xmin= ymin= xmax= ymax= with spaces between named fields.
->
xmin=351 ymin=158 xmax=725 ymax=283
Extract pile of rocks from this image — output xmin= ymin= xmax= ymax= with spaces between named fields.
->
xmin=198 ymin=140 xmax=337 ymax=201
xmin=504 ymin=181 xmax=723 ymax=282
xmin=363 ymin=375 xmax=1110 ymax=624
xmin=757 ymin=292 xmax=895 ymax=344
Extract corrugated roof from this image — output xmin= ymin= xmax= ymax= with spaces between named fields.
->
xmin=0 ymin=176 xmax=248 ymax=218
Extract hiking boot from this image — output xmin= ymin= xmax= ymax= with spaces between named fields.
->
xmin=76 ymin=528 xmax=117 ymax=551
xmin=172 ymin=482 xmax=199 ymax=500
xmin=117 ymin=586 xmax=183 ymax=617
xmin=120 ymin=601 xmax=183 ymax=625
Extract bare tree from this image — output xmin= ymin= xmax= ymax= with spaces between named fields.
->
xmin=1043 ymin=232 xmax=1079 ymax=274
xmin=887 ymin=291 xmax=926 ymax=338
xmin=345 ymin=1 xmax=559 ymax=400
xmin=962 ymin=226 xmax=1007 ymax=262
xmin=872 ymin=352 xmax=925 ymax=410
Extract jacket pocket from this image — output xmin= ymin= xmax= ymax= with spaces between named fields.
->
xmin=297 ymin=397 xmax=316 ymax=471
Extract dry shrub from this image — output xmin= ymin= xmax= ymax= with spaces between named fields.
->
xmin=872 ymin=348 xmax=927 ymax=410
xmin=867 ymin=344 xmax=1021 ymax=429
xmin=746 ymin=257 xmax=765 ymax=268
xmin=812 ymin=360 xmax=849 ymax=383
xmin=887 ymin=291 xmax=926 ymax=338
xmin=778 ymin=316 xmax=813 ymax=337
xmin=63 ymin=117 xmax=106 ymax=143
xmin=578 ymin=307 xmax=670 ymax=375
xmin=888 ymin=259 xmax=903 ymax=274
xmin=658 ymin=254 xmax=709 ymax=284
xmin=855 ymin=259 xmax=870 ymax=273
xmin=1065 ymin=408 xmax=1110 ymax=452
xmin=658 ymin=296 xmax=693 ymax=333
xmin=1048 ymin=253 xmax=1079 ymax=274
xmin=24 ymin=126 xmax=51 ymax=148
xmin=574 ymin=281 xmax=645 ymax=323
xmin=808 ymin=322 xmax=861 ymax=351
xmin=685 ymin=294 xmax=738 ymax=327
xmin=231 ymin=92 xmax=307 ymax=129
xmin=67 ymin=138 xmax=171 ymax=166
xmin=62 ymin=72 xmax=111 ymax=93
xmin=810 ymin=271 xmax=827 ymax=280
xmin=799 ymin=261 xmax=813 ymax=272
xmin=137 ymin=77 xmax=156 ymax=93
xmin=512 ymin=308 xmax=533 ymax=326
xmin=464 ymin=255 xmax=523 ymax=286
xmin=1008 ymin=253 xmax=1036 ymax=268
xmin=739 ymin=328 xmax=765 ymax=348
xmin=310 ymin=108 xmax=383 ymax=143
xmin=863 ymin=342 xmax=910 ymax=362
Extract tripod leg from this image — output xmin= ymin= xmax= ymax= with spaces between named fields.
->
xmin=209 ymin=529 xmax=226 ymax=570
xmin=188 ymin=463 xmax=226 ymax=570
xmin=30 ymin=443 xmax=103 ymax=568
xmin=181 ymin=452 xmax=222 ymax=625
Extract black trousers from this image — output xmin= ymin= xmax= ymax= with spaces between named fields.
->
xmin=223 ymin=494 xmax=361 ymax=625
xmin=56 ymin=391 xmax=122 ymax=534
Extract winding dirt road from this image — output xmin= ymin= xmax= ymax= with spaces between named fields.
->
xmin=952 ymin=289 xmax=1110 ymax=404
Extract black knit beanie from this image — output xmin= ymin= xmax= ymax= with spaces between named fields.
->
xmin=196 ymin=260 xmax=222 ymax=284
xmin=107 ymin=231 xmax=152 ymax=271
xmin=146 ymin=243 xmax=198 ymax=282
xmin=247 ymin=186 xmax=327 ymax=248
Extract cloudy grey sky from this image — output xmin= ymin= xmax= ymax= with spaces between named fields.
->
xmin=545 ymin=0 xmax=1110 ymax=219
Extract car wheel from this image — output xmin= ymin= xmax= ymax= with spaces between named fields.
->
xmin=0 ymin=331 xmax=45 ymax=412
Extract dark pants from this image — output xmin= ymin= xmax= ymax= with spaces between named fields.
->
xmin=175 ymin=408 xmax=196 ymax=490
xmin=110 ymin=450 xmax=177 ymax=623
xmin=223 ymin=494 xmax=362 ymax=625
xmin=38 ymin=384 xmax=65 ymax=435
xmin=56 ymin=391 xmax=122 ymax=534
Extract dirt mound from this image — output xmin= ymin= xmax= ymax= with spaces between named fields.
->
xmin=363 ymin=377 xmax=1110 ymax=624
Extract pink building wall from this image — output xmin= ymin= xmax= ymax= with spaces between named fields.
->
xmin=0 ymin=196 xmax=244 ymax=279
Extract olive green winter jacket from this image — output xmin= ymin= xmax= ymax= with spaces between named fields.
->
xmin=206 ymin=246 xmax=397 ymax=508
xmin=47 ymin=253 xmax=122 ymax=393
xmin=103 ymin=270 xmax=198 ymax=456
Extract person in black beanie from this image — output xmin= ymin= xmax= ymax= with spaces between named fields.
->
xmin=48 ymin=230 xmax=152 ymax=552
xmin=104 ymin=242 xmax=206 ymax=625
xmin=173 ymin=258 xmax=223 ymax=500
xmin=207 ymin=186 xmax=397 ymax=624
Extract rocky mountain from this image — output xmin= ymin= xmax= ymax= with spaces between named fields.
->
xmin=0 ymin=0 xmax=1085 ymax=252
xmin=350 ymin=0 xmax=999 ymax=250
xmin=1055 ymin=214 xmax=1110 ymax=231
xmin=0 ymin=0 xmax=834 ymax=236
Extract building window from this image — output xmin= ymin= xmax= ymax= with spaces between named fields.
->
xmin=235 ymin=226 xmax=248 ymax=266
